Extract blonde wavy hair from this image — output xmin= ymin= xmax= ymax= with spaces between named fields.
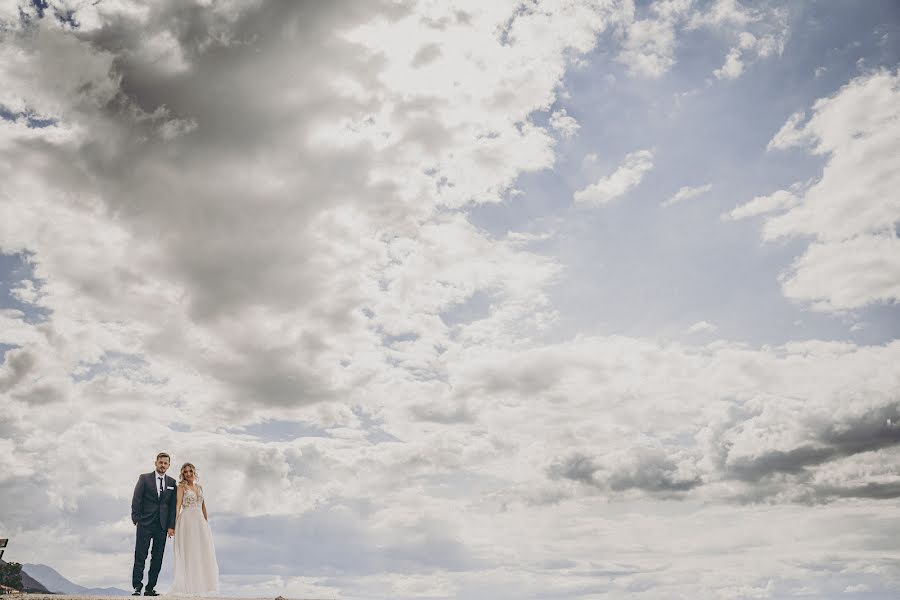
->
xmin=178 ymin=462 xmax=199 ymax=485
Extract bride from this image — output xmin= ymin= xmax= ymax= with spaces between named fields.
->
xmin=169 ymin=462 xmax=219 ymax=595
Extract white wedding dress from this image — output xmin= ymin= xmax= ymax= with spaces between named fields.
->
xmin=169 ymin=485 xmax=219 ymax=596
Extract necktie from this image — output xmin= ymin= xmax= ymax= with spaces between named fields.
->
xmin=158 ymin=476 xmax=163 ymax=496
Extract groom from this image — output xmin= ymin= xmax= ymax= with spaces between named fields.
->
xmin=131 ymin=452 xmax=177 ymax=596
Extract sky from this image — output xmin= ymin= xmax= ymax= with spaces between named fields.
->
xmin=0 ymin=1 xmax=899 ymax=599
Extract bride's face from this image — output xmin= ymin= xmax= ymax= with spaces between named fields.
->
xmin=182 ymin=466 xmax=195 ymax=482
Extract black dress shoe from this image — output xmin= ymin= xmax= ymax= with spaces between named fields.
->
xmin=133 ymin=590 xmax=141 ymax=596
xmin=144 ymin=590 xmax=158 ymax=596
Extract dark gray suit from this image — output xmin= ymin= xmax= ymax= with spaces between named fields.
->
xmin=131 ymin=472 xmax=177 ymax=592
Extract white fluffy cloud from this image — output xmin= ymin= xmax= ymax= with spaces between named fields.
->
xmin=574 ymin=149 xmax=654 ymax=205
xmin=549 ymin=108 xmax=580 ymax=139
xmin=663 ymin=182 xmax=713 ymax=207
xmin=714 ymin=28 xmax=788 ymax=81
xmin=733 ymin=69 xmax=900 ymax=311
xmin=714 ymin=47 xmax=744 ymax=80
xmin=725 ymin=189 xmax=799 ymax=220
xmin=618 ymin=14 xmax=682 ymax=78
xmin=617 ymin=0 xmax=788 ymax=80
xmin=686 ymin=320 xmax=717 ymax=333
xmin=780 ymin=236 xmax=900 ymax=312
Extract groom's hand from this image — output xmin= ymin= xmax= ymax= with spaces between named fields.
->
xmin=167 ymin=528 xmax=175 ymax=538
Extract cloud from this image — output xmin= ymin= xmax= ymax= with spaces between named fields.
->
xmin=409 ymin=398 xmax=477 ymax=424
xmin=157 ymin=117 xmax=198 ymax=141
xmin=213 ymin=508 xmax=484 ymax=576
xmin=779 ymin=236 xmax=900 ymax=312
xmin=715 ymin=30 xmax=788 ymax=81
xmin=549 ymin=447 xmax=702 ymax=495
xmin=410 ymin=43 xmax=442 ymax=68
xmin=0 ymin=0 xmax=608 ymax=430
xmin=753 ymin=70 xmax=900 ymax=311
xmin=725 ymin=189 xmax=800 ymax=220
xmin=617 ymin=15 xmax=681 ymax=78
xmin=663 ymin=183 xmax=713 ymax=207
xmin=714 ymin=47 xmax=744 ymax=80
xmin=0 ymin=347 xmax=35 ymax=393
xmin=686 ymin=320 xmax=717 ymax=334
xmin=447 ymin=336 xmax=900 ymax=506
xmin=688 ymin=0 xmax=757 ymax=28
xmin=549 ymin=108 xmax=579 ymax=139
xmin=573 ymin=149 xmax=654 ymax=205
xmin=0 ymin=19 xmax=119 ymax=119
xmin=616 ymin=0 xmax=788 ymax=80
xmin=767 ymin=111 xmax=812 ymax=150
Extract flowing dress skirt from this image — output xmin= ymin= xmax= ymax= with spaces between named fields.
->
xmin=170 ymin=505 xmax=219 ymax=595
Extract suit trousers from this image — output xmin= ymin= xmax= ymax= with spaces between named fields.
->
xmin=133 ymin=522 xmax=168 ymax=591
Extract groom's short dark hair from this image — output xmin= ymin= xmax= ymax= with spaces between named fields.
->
xmin=156 ymin=452 xmax=170 ymax=461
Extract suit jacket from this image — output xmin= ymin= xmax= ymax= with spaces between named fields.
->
xmin=131 ymin=472 xmax=177 ymax=530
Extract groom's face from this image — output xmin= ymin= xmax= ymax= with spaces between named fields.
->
xmin=155 ymin=456 xmax=170 ymax=475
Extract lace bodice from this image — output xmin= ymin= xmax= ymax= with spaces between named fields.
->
xmin=181 ymin=485 xmax=204 ymax=509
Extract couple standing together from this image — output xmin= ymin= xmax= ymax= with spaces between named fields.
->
xmin=131 ymin=452 xmax=219 ymax=596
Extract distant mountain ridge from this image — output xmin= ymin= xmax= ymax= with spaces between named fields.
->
xmin=23 ymin=563 xmax=130 ymax=596
xmin=0 ymin=558 xmax=51 ymax=593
